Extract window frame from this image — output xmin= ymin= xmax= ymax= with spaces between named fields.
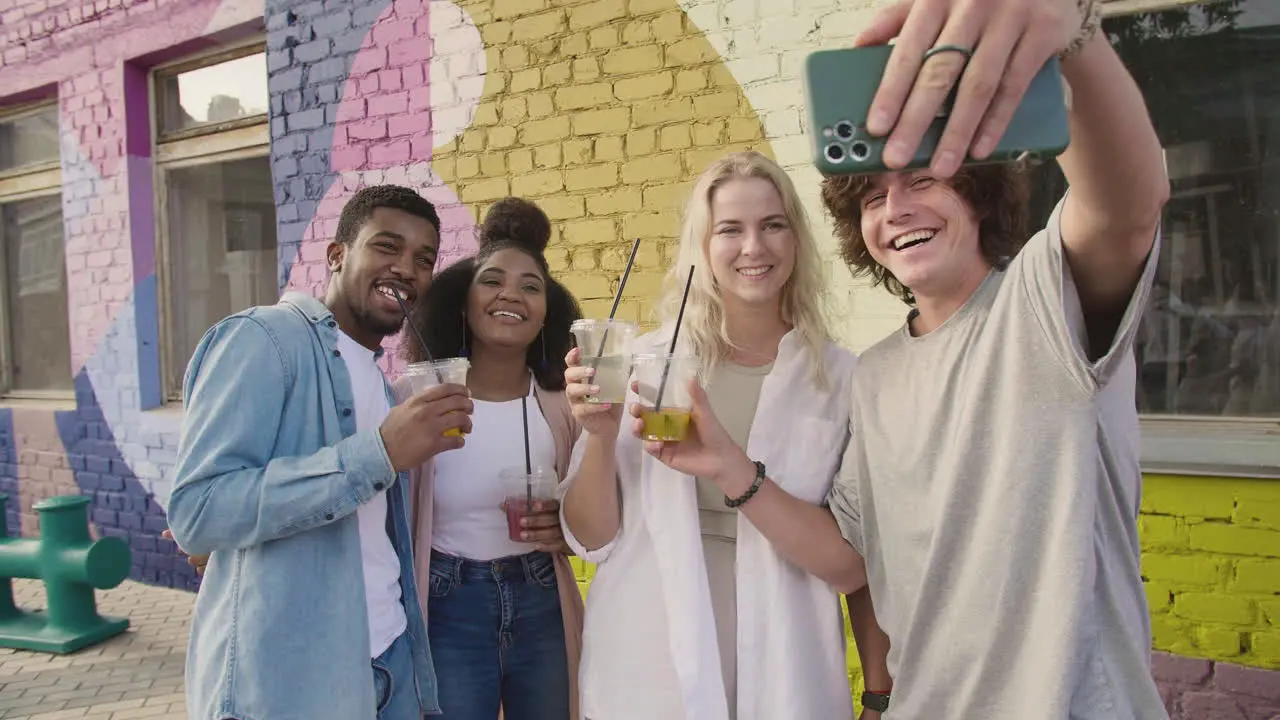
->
xmin=0 ymin=101 xmax=72 ymax=401
xmin=151 ymin=41 xmax=272 ymax=403
xmin=1099 ymin=0 xmax=1280 ymax=478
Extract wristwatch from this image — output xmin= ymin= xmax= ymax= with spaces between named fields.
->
xmin=861 ymin=691 xmax=891 ymax=713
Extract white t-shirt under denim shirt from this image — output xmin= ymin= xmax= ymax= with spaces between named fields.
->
xmin=826 ymin=196 xmax=1168 ymax=719
xmin=337 ymin=331 xmax=407 ymax=659
xmin=431 ymin=377 xmax=557 ymax=561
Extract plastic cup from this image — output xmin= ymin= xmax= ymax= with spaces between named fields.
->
xmin=632 ymin=353 xmax=700 ymax=442
xmin=571 ymin=319 xmax=638 ymax=404
xmin=402 ymin=357 xmax=470 ymax=438
xmin=501 ymin=468 xmax=558 ymax=542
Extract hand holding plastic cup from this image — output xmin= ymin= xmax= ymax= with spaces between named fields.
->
xmin=632 ymin=353 xmax=701 ymax=442
xmin=570 ymin=319 xmax=637 ymax=405
xmin=403 ymin=357 xmax=470 ymax=438
xmin=501 ymin=468 xmax=558 ymax=542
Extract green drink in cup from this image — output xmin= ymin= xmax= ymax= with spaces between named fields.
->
xmin=402 ymin=357 xmax=470 ymax=438
xmin=633 ymin=353 xmax=701 ymax=442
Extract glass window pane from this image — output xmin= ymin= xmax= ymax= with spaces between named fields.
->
xmin=165 ymin=156 xmax=277 ymax=398
xmin=158 ymin=52 xmax=269 ymax=135
xmin=1030 ymin=0 xmax=1280 ymax=419
xmin=0 ymin=106 xmax=59 ymax=173
xmin=1 ymin=195 xmax=71 ymax=393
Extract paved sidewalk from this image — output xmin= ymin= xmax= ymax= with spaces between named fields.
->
xmin=0 ymin=579 xmax=192 ymax=719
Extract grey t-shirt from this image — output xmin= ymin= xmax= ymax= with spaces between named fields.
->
xmin=828 ymin=197 xmax=1168 ymax=719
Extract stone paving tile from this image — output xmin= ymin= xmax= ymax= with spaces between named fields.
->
xmin=0 ymin=579 xmax=192 ymax=720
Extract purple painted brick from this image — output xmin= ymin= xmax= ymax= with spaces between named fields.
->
xmin=93 ymin=509 xmax=118 ymax=525
xmin=1155 ymin=652 xmax=1215 ymax=685
xmin=1180 ymin=690 xmax=1249 ymax=720
xmin=86 ymin=456 xmax=111 ymax=474
xmin=1216 ymin=664 xmax=1280 ymax=702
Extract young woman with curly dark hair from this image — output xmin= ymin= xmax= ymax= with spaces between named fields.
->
xmin=392 ymin=197 xmax=586 ymax=720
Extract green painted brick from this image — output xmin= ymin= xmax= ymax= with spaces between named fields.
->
xmin=1141 ymin=475 xmax=1235 ymax=519
xmin=1139 ymin=514 xmax=1186 ymax=550
xmin=1142 ymin=553 xmax=1222 ymax=587
xmin=1195 ymin=626 xmax=1243 ymax=657
xmin=1234 ymin=497 xmax=1280 ymax=531
xmin=1151 ymin=613 xmax=1195 ymax=656
xmin=1173 ymin=592 xmax=1256 ymax=626
xmin=1189 ymin=523 xmax=1280 ymax=558
xmin=1251 ymin=631 xmax=1280 ymax=668
xmin=1233 ymin=558 xmax=1280 ymax=594
xmin=1260 ymin=599 xmax=1280 ymax=628
xmin=1144 ymin=581 xmax=1172 ymax=612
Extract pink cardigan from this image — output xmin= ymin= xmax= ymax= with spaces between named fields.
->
xmin=391 ymin=377 xmax=586 ymax=720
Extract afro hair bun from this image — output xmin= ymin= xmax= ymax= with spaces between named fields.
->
xmin=480 ymin=197 xmax=551 ymax=255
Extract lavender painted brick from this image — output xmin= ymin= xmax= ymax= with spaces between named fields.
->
xmin=312 ymin=9 xmax=351 ymax=35
xmin=1155 ymin=652 xmax=1216 ymax=685
xmin=1180 ymin=691 xmax=1249 ymax=720
xmin=1216 ymin=665 xmax=1280 ymax=702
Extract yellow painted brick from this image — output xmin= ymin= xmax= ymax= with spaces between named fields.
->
xmin=589 ymin=26 xmax=619 ymax=49
xmin=694 ymin=91 xmax=743 ymax=118
xmin=1145 ymin=581 xmax=1172 ymax=612
xmin=512 ymin=9 xmax=565 ymax=39
xmin=622 ymin=154 xmax=683 ymax=184
xmin=456 ymin=154 xmax=480 ymax=179
xmin=1173 ymin=592 xmax=1256 ymax=625
xmin=561 ymin=32 xmax=589 ymax=56
xmin=727 ymin=117 xmax=763 ymax=142
xmin=488 ymin=126 xmax=518 ymax=150
xmin=512 ymin=169 xmax=564 ymax=197
xmin=434 ymin=156 xmax=456 ymax=183
xmin=602 ymin=45 xmax=663 ymax=75
xmin=1142 ymin=553 xmax=1223 ymax=587
xmin=459 ymin=178 xmax=510 ymax=203
xmin=1262 ymin=598 xmax=1280 ymax=627
xmin=615 ymin=269 xmax=665 ymax=299
xmin=546 ymin=246 xmax=572 ymax=271
xmin=531 ymin=38 xmax=558 ymax=61
xmin=573 ymin=57 xmax=600 ymax=82
xmin=555 ymin=83 xmax=615 ymax=110
xmin=503 ymin=45 xmax=529 ymax=71
xmin=482 ymin=20 xmax=513 ymax=44
xmin=633 ymin=97 xmax=693 ymax=127
xmin=622 ymin=18 xmax=653 ymax=45
xmin=527 ymin=92 xmax=555 ymax=118
xmin=521 ymin=116 xmax=571 ymax=144
xmin=650 ymin=9 xmax=683 ymax=37
xmin=709 ymin=63 xmax=739 ymax=88
xmin=623 ymin=210 xmax=680 ymax=240
xmin=629 ymin=0 xmax=674 ymax=14
xmin=586 ymin=188 xmax=644 ymax=216
xmin=1235 ymin=496 xmax=1280 ymax=530
xmin=692 ymin=120 xmax=725 ymax=146
xmin=659 ymin=123 xmax=691 ymax=150
xmin=569 ymin=0 xmax=627 ymax=30
xmin=534 ymin=143 xmax=561 ymax=168
xmin=544 ymin=61 xmax=572 ymax=87
xmin=563 ymin=139 xmax=595 ymax=166
xmin=573 ymin=107 xmax=631 ymax=136
xmin=1195 ymin=626 xmax=1243 ymax=658
xmin=1233 ymin=558 xmax=1280 ymax=593
xmin=626 ymin=128 xmax=656 ymax=155
xmin=615 ymin=72 xmax=674 ymax=101
xmin=570 ymin=274 xmax=618 ymax=299
xmin=1141 ymin=476 xmax=1236 ymax=519
xmin=1252 ymin=631 xmax=1280 ymax=666
xmin=500 ymin=97 xmax=528 ymax=124
xmin=538 ymin=195 xmax=585 ymax=221
xmin=595 ymin=136 xmax=625 ymax=161
xmin=1151 ymin=613 xmax=1196 ymax=656
xmin=686 ymin=146 xmax=754 ymax=174
xmin=508 ymin=149 xmax=534 ymax=175
xmin=565 ymin=163 xmax=619 ymax=191
xmin=511 ymin=68 xmax=542 ymax=93
xmin=666 ymin=37 xmax=718 ymax=65
xmin=642 ymin=182 xmax=690 ymax=212
xmin=461 ymin=131 xmax=486 ymax=153
xmin=480 ymin=152 xmax=506 ymax=177
xmin=676 ymin=68 xmax=707 ymax=93
xmin=473 ymin=101 xmax=499 ymax=127
xmin=492 ymin=0 xmax=546 ymax=20
xmin=600 ymin=240 xmax=660 ymax=272
xmin=1190 ymin=523 xmax=1280 ymax=558
xmin=563 ymin=219 xmax=618 ymax=246
xmin=1140 ymin=513 xmax=1187 ymax=550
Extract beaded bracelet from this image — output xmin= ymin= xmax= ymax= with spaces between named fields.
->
xmin=725 ymin=460 xmax=766 ymax=509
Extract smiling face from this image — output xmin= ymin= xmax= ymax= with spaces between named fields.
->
xmin=326 ymin=206 xmax=439 ymax=348
xmin=706 ymin=177 xmax=797 ymax=313
xmin=858 ymin=171 xmax=987 ymax=301
xmin=466 ymin=247 xmax=548 ymax=354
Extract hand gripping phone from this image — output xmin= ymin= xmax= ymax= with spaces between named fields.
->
xmin=803 ymin=44 xmax=1071 ymax=175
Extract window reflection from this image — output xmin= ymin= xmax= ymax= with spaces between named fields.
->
xmin=158 ymin=53 xmax=269 ymax=135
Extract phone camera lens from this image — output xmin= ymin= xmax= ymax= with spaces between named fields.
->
xmin=835 ymin=121 xmax=856 ymax=141
xmin=825 ymin=143 xmax=846 ymax=163
xmin=848 ymin=141 xmax=871 ymax=162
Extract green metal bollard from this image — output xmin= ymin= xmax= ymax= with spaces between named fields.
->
xmin=0 ymin=493 xmax=131 ymax=653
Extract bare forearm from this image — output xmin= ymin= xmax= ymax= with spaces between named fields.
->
xmin=846 ymin=587 xmax=892 ymax=691
xmin=562 ymin=434 xmax=622 ymax=551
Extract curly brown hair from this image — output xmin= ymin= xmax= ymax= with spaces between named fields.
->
xmin=820 ymin=165 xmax=1032 ymax=304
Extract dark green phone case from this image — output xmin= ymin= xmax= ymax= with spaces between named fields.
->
xmin=803 ymin=45 xmax=1071 ymax=175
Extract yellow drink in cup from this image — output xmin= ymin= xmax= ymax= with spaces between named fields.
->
xmin=570 ymin=319 xmax=638 ymax=404
xmin=632 ymin=353 xmax=700 ymax=442
xmin=402 ymin=357 xmax=471 ymax=438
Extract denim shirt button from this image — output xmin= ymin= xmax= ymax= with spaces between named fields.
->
xmin=333 ymin=349 xmax=341 ymax=357
xmin=374 ymin=482 xmax=385 ymax=491
xmin=328 ymin=320 xmax=337 ymax=328
xmin=342 ymin=408 xmax=352 ymax=416
xmin=324 ymin=512 xmax=335 ymax=521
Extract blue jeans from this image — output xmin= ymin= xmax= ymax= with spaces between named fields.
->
xmin=372 ymin=630 xmax=422 ymax=720
xmin=427 ymin=549 xmax=570 ymax=720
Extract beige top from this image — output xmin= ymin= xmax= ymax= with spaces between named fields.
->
xmin=695 ymin=359 xmax=771 ymax=718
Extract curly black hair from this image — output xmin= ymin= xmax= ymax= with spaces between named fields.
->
xmin=336 ymin=185 xmax=442 ymax=245
xmin=402 ymin=197 xmax=581 ymax=391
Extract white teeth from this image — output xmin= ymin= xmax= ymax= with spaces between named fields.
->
xmin=492 ymin=310 xmax=524 ymax=320
xmin=738 ymin=266 xmax=771 ymax=277
xmin=892 ymin=230 xmax=936 ymax=250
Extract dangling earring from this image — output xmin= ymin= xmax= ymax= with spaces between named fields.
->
xmin=538 ymin=328 xmax=549 ymax=372
xmin=459 ymin=312 xmax=470 ymax=358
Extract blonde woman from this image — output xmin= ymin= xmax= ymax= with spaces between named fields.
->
xmin=560 ymin=151 xmax=866 ymax=720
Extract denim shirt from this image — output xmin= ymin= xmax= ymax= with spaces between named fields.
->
xmin=167 ymin=292 xmax=440 ymax=720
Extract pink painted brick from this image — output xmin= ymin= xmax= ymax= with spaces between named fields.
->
xmin=347 ymin=118 xmax=388 ymax=141
xmin=377 ymin=69 xmax=404 ymax=93
xmin=1155 ymin=651 xmax=1215 ymax=685
xmin=368 ymin=138 xmax=411 ymax=166
xmin=368 ymin=91 xmax=408 ymax=117
xmin=388 ymin=113 xmax=427 ymax=138
xmin=370 ymin=17 xmax=414 ymax=46
xmin=388 ymin=37 xmax=430 ymax=67
xmin=1215 ymin=664 xmax=1280 ymax=702
xmin=331 ymin=145 xmax=367 ymax=171
xmin=1180 ymin=690 xmax=1249 ymax=720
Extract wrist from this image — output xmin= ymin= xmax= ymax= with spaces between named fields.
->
xmin=713 ymin=451 xmax=756 ymax=496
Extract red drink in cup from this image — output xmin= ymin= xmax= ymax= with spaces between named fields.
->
xmin=501 ymin=468 xmax=557 ymax=543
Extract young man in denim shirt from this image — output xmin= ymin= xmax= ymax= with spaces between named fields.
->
xmin=167 ymin=185 xmax=472 ymax=720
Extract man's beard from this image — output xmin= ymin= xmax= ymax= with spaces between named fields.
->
xmin=354 ymin=306 xmax=405 ymax=339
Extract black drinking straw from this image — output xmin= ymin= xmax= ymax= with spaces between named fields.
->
xmin=654 ymin=265 xmax=695 ymax=411
xmin=392 ymin=288 xmax=444 ymax=384
xmin=595 ymin=238 xmax=642 ymax=358
xmin=521 ymin=393 xmax=532 ymax=509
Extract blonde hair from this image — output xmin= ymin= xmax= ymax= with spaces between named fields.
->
xmin=659 ymin=150 xmax=833 ymax=387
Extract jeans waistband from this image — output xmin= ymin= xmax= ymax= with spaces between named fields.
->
xmin=430 ymin=548 xmax=554 ymax=584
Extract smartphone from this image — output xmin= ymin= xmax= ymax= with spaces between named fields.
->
xmin=802 ymin=45 xmax=1070 ymax=175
